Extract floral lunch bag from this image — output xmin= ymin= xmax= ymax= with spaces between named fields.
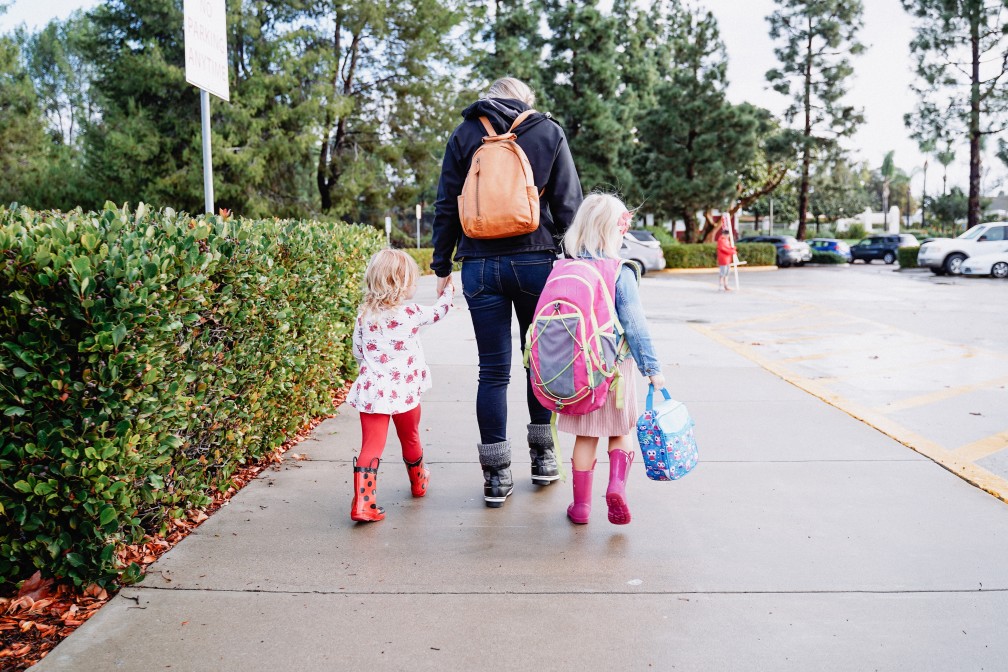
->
xmin=636 ymin=385 xmax=698 ymax=481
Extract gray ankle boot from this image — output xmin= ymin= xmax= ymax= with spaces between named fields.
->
xmin=528 ymin=423 xmax=559 ymax=486
xmin=478 ymin=440 xmax=513 ymax=508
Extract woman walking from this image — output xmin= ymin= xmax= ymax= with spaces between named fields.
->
xmin=431 ymin=77 xmax=583 ymax=508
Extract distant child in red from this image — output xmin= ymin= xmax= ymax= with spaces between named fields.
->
xmin=716 ymin=228 xmax=736 ymax=291
xmin=345 ymin=249 xmax=454 ymax=522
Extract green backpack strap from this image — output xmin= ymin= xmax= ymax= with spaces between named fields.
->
xmin=617 ymin=258 xmax=642 ymax=284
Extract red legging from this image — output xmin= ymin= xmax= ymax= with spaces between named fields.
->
xmin=358 ymin=405 xmax=423 ymax=466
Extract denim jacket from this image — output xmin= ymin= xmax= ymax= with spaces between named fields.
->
xmin=615 ymin=264 xmax=661 ymax=377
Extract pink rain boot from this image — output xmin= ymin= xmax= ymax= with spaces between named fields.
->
xmin=567 ymin=460 xmax=596 ymax=524
xmin=605 ymin=449 xmax=634 ymax=525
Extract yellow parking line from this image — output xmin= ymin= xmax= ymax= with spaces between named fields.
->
xmin=692 ymin=323 xmax=1008 ymax=505
xmin=882 ymin=375 xmax=1008 ymax=414
xmin=956 ymin=431 xmax=1008 ymax=463
xmin=711 ymin=307 xmax=809 ymax=330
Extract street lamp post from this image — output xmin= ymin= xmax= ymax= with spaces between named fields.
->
xmin=921 ymin=160 xmax=928 ymax=230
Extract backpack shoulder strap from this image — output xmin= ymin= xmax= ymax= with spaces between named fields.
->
xmin=618 ymin=258 xmax=642 ymax=285
xmin=508 ymin=109 xmax=537 ymax=133
xmin=478 ymin=116 xmax=497 ymax=137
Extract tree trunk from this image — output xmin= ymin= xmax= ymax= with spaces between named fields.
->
xmin=797 ymin=19 xmax=813 ymax=241
xmin=967 ymin=7 xmax=982 ymax=229
xmin=682 ymin=206 xmax=697 ymax=243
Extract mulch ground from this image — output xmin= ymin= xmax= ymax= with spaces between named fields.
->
xmin=0 ymin=387 xmax=348 ymax=671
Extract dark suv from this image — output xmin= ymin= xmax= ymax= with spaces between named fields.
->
xmin=850 ymin=234 xmax=919 ymax=264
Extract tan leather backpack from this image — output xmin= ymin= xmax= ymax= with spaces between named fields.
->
xmin=457 ymin=111 xmax=541 ymax=239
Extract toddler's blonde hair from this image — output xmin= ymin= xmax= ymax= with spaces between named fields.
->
xmin=360 ymin=248 xmax=419 ymax=316
xmin=563 ymin=193 xmax=629 ymax=259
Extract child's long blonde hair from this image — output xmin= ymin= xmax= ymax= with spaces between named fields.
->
xmin=360 ymin=249 xmax=419 ymax=316
xmin=563 ymin=193 xmax=629 ymax=259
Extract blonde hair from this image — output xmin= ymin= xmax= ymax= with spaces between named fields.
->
xmin=563 ymin=193 xmax=629 ymax=259
xmin=486 ymin=77 xmax=536 ymax=107
xmin=360 ymin=249 xmax=419 ymax=316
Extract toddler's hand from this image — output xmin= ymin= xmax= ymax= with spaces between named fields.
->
xmin=648 ymin=373 xmax=666 ymax=390
xmin=437 ymin=274 xmax=453 ymax=296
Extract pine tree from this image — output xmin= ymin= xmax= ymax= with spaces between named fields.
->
xmin=310 ymin=1 xmax=472 ymax=221
xmin=902 ymin=0 xmax=1008 ymax=229
xmin=765 ymin=0 xmax=865 ymax=240
xmin=540 ymin=0 xmax=624 ymax=193
xmin=635 ymin=6 xmax=759 ymax=242
xmin=477 ymin=0 xmax=545 ymax=92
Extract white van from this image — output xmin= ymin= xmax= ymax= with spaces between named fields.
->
xmin=917 ymin=223 xmax=1008 ymax=275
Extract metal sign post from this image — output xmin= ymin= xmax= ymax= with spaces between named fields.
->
xmin=415 ymin=204 xmax=422 ymax=250
xmin=184 ymin=0 xmax=229 ymax=214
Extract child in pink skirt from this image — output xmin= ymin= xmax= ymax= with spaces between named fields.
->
xmin=558 ymin=194 xmax=665 ymax=525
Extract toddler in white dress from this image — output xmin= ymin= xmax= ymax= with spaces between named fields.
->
xmin=346 ymin=249 xmax=454 ymax=522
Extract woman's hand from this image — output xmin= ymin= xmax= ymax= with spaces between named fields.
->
xmin=437 ymin=274 xmax=453 ymax=295
xmin=648 ymin=373 xmax=666 ymax=390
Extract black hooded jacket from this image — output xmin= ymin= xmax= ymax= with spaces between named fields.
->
xmin=430 ymin=98 xmax=583 ymax=277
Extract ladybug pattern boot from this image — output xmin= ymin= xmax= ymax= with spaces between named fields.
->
xmin=605 ymin=449 xmax=634 ymax=525
xmin=351 ymin=457 xmax=385 ymax=522
xmin=404 ymin=454 xmax=430 ymax=497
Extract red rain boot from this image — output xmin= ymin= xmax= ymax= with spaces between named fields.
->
xmin=404 ymin=454 xmax=430 ymax=497
xmin=567 ymin=460 xmax=596 ymax=524
xmin=605 ymin=449 xmax=634 ymax=525
xmin=350 ymin=457 xmax=385 ymax=522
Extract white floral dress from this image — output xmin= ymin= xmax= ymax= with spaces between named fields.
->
xmin=346 ymin=286 xmax=454 ymax=415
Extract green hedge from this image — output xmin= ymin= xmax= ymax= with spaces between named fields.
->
xmin=898 ymin=246 xmax=919 ymax=269
xmin=811 ymin=251 xmax=848 ymax=264
xmin=0 ymin=203 xmax=381 ymax=587
xmin=662 ymin=242 xmax=776 ymax=268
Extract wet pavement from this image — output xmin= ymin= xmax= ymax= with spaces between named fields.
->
xmin=676 ymin=263 xmax=1008 ymax=500
xmin=34 ymin=265 xmax=1008 ymax=671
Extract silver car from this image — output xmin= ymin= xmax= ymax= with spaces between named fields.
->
xmin=619 ymin=230 xmax=667 ymax=275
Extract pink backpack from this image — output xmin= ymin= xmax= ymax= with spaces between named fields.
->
xmin=524 ymin=258 xmax=635 ymax=415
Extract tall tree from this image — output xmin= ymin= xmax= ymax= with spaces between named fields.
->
xmin=477 ymin=0 xmax=545 ymax=91
xmin=902 ymin=0 xmax=1008 ymax=229
xmin=311 ymin=1 xmax=471 ymax=219
xmin=707 ymin=104 xmax=798 ymax=241
xmin=540 ymin=0 xmax=624 ymax=193
xmin=636 ymin=7 xmax=759 ymax=242
xmin=766 ymin=0 xmax=865 ymax=240
xmin=0 ymin=27 xmax=51 ymax=206
xmin=609 ymin=0 xmax=664 ymax=203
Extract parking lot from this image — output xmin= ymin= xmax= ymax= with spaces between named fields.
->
xmin=650 ymin=262 xmax=1008 ymax=501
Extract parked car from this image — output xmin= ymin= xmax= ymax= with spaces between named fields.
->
xmin=619 ymin=229 xmax=666 ymax=275
xmin=960 ymin=246 xmax=1008 ymax=279
xmin=736 ymin=235 xmax=812 ymax=267
xmin=808 ymin=237 xmax=852 ymax=262
xmin=849 ymin=234 xmax=919 ymax=264
xmin=917 ymin=223 xmax=1008 ymax=275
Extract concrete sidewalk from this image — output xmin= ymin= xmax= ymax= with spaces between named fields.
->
xmin=36 ymin=274 xmax=1008 ymax=671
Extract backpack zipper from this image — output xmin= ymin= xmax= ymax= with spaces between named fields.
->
xmin=475 ymin=158 xmax=480 ymax=217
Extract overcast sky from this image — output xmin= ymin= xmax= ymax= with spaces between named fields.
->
xmin=2 ymin=0 xmax=1004 ymax=196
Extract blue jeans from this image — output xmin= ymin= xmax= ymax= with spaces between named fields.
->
xmin=462 ymin=252 xmax=555 ymax=445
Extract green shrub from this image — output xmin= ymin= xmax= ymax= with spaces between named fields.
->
xmin=642 ymin=226 xmax=678 ymax=247
xmin=898 ymin=246 xmax=919 ymax=268
xmin=811 ymin=251 xmax=848 ymax=264
xmin=846 ymin=223 xmax=866 ymax=239
xmin=737 ymin=243 xmax=776 ymax=267
xmin=662 ymin=242 xmax=776 ymax=268
xmin=0 ymin=203 xmax=382 ymax=588
xmin=663 ymin=243 xmax=716 ymax=268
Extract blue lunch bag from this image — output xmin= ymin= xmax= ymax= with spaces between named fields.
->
xmin=636 ymin=385 xmax=698 ymax=481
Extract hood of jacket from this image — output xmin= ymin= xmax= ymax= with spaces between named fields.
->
xmin=461 ymin=97 xmax=549 ymax=134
